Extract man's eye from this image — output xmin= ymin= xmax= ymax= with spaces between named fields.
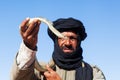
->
xmin=69 ymin=36 xmax=77 ymax=40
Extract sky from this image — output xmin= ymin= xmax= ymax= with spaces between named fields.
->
xmin=0 ymin=0 xmax=120 ymax=80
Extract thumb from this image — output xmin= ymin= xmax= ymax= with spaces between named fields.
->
xmin=46 ymin=65 xmax=54 ymax=72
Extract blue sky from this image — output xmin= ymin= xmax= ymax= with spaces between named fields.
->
xmin=0 ymin=0 xmax=120 ymax=80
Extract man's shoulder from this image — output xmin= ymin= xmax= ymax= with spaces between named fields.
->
xmin=82 ymin=61 xmax=106 ymax=80
xmin=82 ymin=61 xmax=103 ymax=72
xmin=90 ymin=64 xmax=106 ymax=80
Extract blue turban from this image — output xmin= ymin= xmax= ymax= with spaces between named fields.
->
xmin=48 ymin=17 xmax=87 ymax=41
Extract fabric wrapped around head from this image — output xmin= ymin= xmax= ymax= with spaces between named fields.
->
xmin=47 ymin=17 xmax=87 ymax=41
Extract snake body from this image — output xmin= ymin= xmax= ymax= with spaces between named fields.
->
xmin=27 ymin=17 xmax=66 ymax=72
xmin=28 ymin=17 xmax=66 ymax=39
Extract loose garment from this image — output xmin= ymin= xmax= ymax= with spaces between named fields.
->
xmin=10 ymin=42 xmax=106 ymax=80
xmin=11 ymin=59 xmax=106 ymax=80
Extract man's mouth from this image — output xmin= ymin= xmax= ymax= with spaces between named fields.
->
xmin=62 ymin=46 xmax=74 ymax=53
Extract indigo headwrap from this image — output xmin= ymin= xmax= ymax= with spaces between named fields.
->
xmin=48 ymin=17 xmax=87 ymax=42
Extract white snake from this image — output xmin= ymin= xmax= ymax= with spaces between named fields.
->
xmin=27 ymin=17 xmax=66 ymax=39
xmin=27 ymin=17 xmax=67 ymax=72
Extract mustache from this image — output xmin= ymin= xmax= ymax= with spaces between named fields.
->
xmin=61 ymin=45 xmax=74 ymax=50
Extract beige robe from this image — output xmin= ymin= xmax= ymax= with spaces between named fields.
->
xmin=10 ymin=59 xmax=106 ymax=80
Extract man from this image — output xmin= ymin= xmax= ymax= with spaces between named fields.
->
xmin=11 ymin=17 xmax=106 ymax=80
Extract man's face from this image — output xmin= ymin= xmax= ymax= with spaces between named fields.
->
xmin=58 ymin=31 xmax=78 ymax=54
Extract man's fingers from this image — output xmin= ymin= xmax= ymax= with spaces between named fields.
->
xmin=44 ymin=65 xmax=54 ymax=76
xmin=44 ymin=65 xmax=61 ymax=80
xmin=30 ymin=21 xmax=41 ymax=37
xmin=27 ymin=26 xmax=39 ymax=40
xmin=20 ymin=18 xmax=30 ymax=32
xmin=44 ymin=65 xmax=54 ymax=78
xmin=25 ymin=21 xmax=36 ymax=37
xmin=46 ymin=65 xmax=54 ymax=72
xmin=44 ymin=71 xmax=51 ymax=78
xmin=22 ymin=19 xmax=40 ymax=38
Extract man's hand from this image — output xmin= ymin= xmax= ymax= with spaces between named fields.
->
xmin=44 ymin=65 xmax=61 ymax=80
xmin=20 ymin=18 xmax=41 ymax=50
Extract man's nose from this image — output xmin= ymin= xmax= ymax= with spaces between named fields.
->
xmin=64 ymin=38 xmax=71 ymax=45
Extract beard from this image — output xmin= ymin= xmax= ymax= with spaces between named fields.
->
xmin=52 ymin=39 xmax=83 ymax=70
